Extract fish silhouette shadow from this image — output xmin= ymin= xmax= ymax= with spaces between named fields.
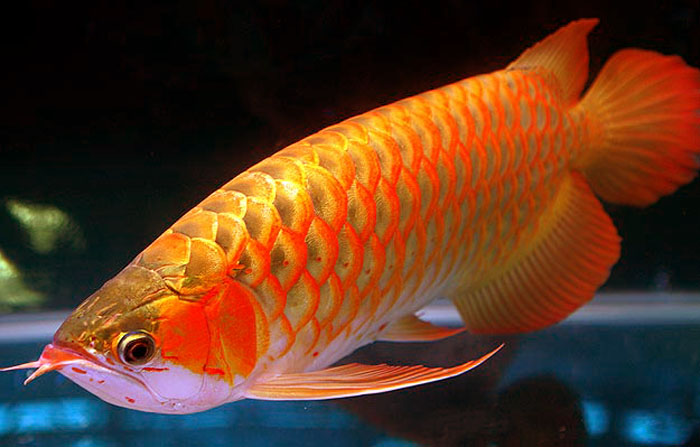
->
xmin=338 ymin=334 xmax=586 ymax=446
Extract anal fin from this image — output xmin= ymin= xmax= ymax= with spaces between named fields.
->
xmin=378 ymin=314 xmax=464 ymax=342
xmin=244 ymin=345 xmax=502 ymax=401
xmin=454 ymin=173 xmax=620 ymax=334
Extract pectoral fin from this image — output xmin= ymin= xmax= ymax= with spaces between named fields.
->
xmin=378 ymin=314 xmax=465 ymax=342
xmin=244 ymin=345 xmax=502 ymax=400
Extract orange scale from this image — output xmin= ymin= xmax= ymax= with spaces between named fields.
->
xmin=376 ymin=277 xmax=403 ymax=320
xmin=273 ymin=179 xmax=315 ymax=235
xmin=435 ymin=150 xmax=457 ymax=205
xmin=315 ymin=273 xmax=344 ymax=328
xmin=253 ymin=274 xmax=286 ymax=321
xmin=251 ymin=156 xmax=306 ymax=184
xmin=270 ymin=227 xmax=307 ymax=292
xmin=352 ymin=287 xmax=382 ymax=336
xmin=242 ymin=197 xmax=282 ymax=249
xmin=378 ymin=103 xmax=409 ymax=123
xmin=441 ymin=83 xmax=467 ymax=104
xmin=472 ymin=94 xmax=493 ymax=141
xmin=304 ymin=129 xmax=346 ymax=150
xmin=411 ymin=111 xmax=443 ymax=164
xmin=416 ymin=158 xmax=440 ymax=222
xmin=305 ymin=217 xmax=339 ymax=286
xmin=331 ymin=284 xmax=360 ymax=339
xmin=422 ymin=216 xmax=445 ymax=272
xmin=484 ymin=133 xmax=503 ymax=181
xmin=200 ymin=189 xmax=247 ymax=218
xmin=313 ymin=143 xmax=356 ymax=191
xmin=453 ymin=143 xmax=472 ymax=204
xmin=222 ymin=171 xmax=277 ymax=203
xmin=139 ymin=232 xmax=191 ymax=272
xmin=357 ymin=233 xmax=386 ymax=298
xmin=388 ymin=117 xmax=423 ymax=174
xmin=351 ymin=111 xmax=391 ymax=135
xmin=304 ymin=165 xmax=348 ymax=233
xmin=373 ymin=178 xmax=400 ymax=246
xmin=171 ymin=210 xmax=218 ymax=241
xmin=367 ymin=129 xmax=403 ymax=186
xmin=346 ymin=181 xmax=377 ymax=243
xmin=394 ymin=169 xmax=421 ymax=241
xmin=215 ymin=213 xmax=248 ymax=267
xmin=401 ymin=218 xmax=427 ymax=278
xmin=346 ymin=139 xmax=381 ymax=193
xmin=283 ymin=270 xmax=321 ymax=332
xmin=485 ymin=87 xmax=504 ymax=136
xmin=299 ymin=318 xmax=322 ymax=355
xmin=325 ymin=120 xmax=369 ymax=144
xmin=271 ymin=315 xmax=296 ymax=359
xmin=333 ymin=223 xmax=364 ymax=290
xmin=237 ymin=239 xmax=270 ymax=288
xmin=421 ymin=93 xmax=460 ymax=153
xmin=275 ymin=142 xmax=319 ymax=165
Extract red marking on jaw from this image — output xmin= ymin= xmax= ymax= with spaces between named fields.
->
xmin=71 ymin=367 xmax=87 ymax=374
xmin=97 ymin=380 xmax=105 ymax=384
xmin=142 ymin=367 xmax=170 ymax=372
xmin=312 ymin=351 xmax=319 ymax=357
xmin=379 ymin=323 xmax=388 ymax=331
xmin=204 ymin=367 xmax=225 ymax=376
xmin=125 ymin=396 xmax=135 ymax=404
xmin=105 ymin=358 xmax=115 ymax=366
xmin=123 ymin=366 xmax=134 ymax=373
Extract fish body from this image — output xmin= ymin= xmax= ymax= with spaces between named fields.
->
xmin=4 ymin=19 xmax=699 ymax=414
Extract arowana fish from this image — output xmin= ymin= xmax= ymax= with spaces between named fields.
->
xmin=4 ymin=19 xmax=699 ymax=414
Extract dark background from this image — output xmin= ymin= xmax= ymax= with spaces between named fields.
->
xmin=1 ymin=0 xmax=699 ymax=310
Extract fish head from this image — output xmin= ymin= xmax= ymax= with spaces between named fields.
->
xmin=3 ymin=264 xmax=237 ymax=414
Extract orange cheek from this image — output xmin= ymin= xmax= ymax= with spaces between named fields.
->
xmin=156 ymin=298 xmax=209 ymax=374
xmin=204 ymin=279 xmax=266 ymax=379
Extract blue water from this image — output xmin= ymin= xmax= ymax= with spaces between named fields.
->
xmin=2 ymin=323 xmax=700 ymax=446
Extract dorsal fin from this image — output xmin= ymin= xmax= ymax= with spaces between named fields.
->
xmin=507 ymin=19 xmax=598 ymax=105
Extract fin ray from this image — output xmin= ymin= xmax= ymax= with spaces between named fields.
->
xmin=244 ymin=345 xmax=502 ymax=400
xmin=453 ymin=174 xmax=620 ymax=334
xmin=577 ymin=49 xmax=700 ymax=206
xmin=378 ymin=314 xmax=465 ymax=342
xmin=508 ymin=18 xmax=598 ymax=105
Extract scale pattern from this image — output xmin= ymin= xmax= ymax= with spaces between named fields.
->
xmin=132 ymin=68 xmax=583 ymax=376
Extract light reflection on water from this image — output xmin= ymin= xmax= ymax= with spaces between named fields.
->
xmin=0 ymin=398 xmax=107 ymax=434
xmin=581 ymin=399 xmax=610 ymax=437
xmin=622 ymin=409 xmax=693 ymax=446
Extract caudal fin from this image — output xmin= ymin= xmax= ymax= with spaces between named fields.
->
xmin=577 ymin=49 xmax=700 ymax=206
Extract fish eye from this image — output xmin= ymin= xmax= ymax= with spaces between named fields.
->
xmin=117 ymin=331 xmax=156 ymax=366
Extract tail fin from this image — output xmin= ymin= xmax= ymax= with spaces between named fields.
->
xmin=577 ymin=49 xmax=700 ymax=206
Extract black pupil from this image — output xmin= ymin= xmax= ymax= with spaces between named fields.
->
xmin=126 ymin=340 xmax=150 ymax=362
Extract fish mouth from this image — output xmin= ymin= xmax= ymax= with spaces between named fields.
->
xmin=2 ymin=344 xmax=211 ymax=412
xmin=0 ymin=343 xmax=111 ymax=385
xmin=1 ymin=343 xmax=163 ymax=400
